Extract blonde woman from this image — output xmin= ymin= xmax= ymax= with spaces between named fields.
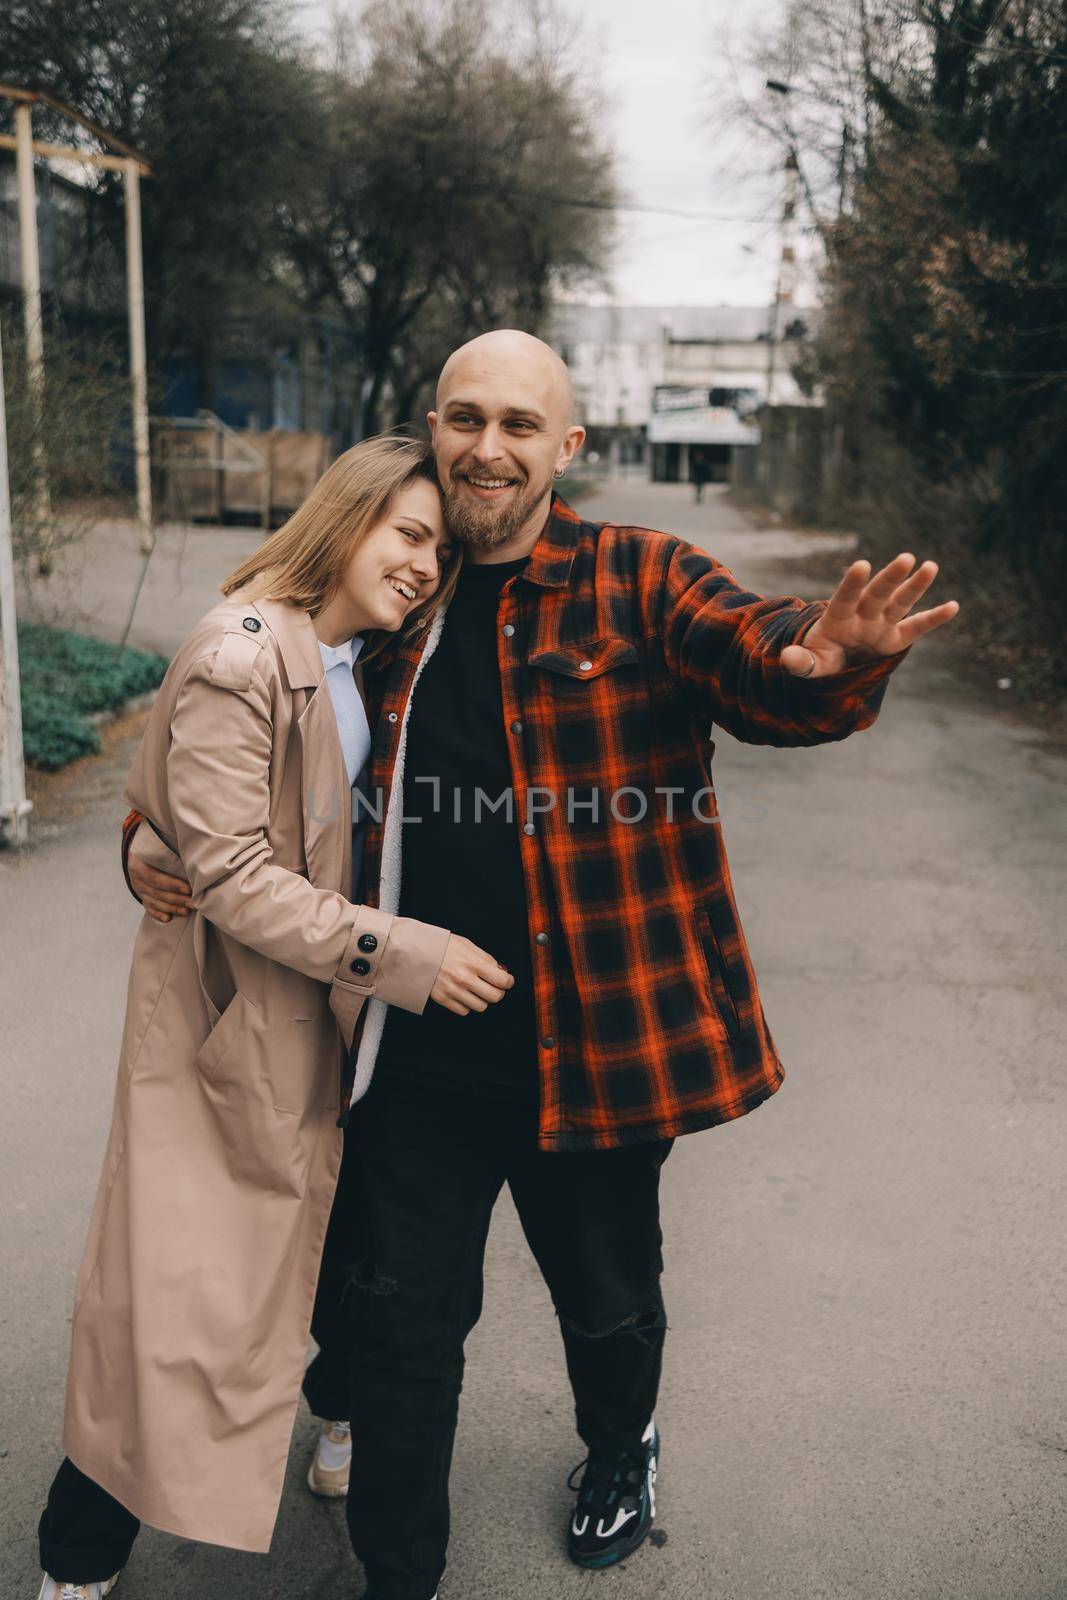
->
xmin=34 ymin=435 xmax=512 ymax=1599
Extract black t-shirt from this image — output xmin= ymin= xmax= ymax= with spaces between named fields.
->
xmin=377 ymin=556 xmax=538 ymax=1100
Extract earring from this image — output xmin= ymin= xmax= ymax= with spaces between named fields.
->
xmin=553 ymin=466 xmax=566 ymax=479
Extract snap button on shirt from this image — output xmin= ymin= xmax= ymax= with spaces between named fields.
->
xmin=357 ymin=934 xmax=378 ymax=953
xmin=351 ymin=957 xmax=371 ymax=977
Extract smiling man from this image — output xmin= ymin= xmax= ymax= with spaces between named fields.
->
xmin=128 ymin=330 xmax=957 ymax=1600
xmin=433 ymin=331 xmax=584 ymax=549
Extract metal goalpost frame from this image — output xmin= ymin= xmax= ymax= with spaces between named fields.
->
xmin=0 ymin=86 xmax=154 ymax=843
xmin=0 ymin=84 xmax=155 ymax=555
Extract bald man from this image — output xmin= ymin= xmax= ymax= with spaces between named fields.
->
xmin=430 ymin=329 xmax=584 ymax=549
xmin=130 ymin=330 xmax=956 ymax=1600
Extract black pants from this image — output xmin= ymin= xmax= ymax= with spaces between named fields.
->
xmin=302 ymin=1073 xmax=672 ymax=1600
xmin=41 ymin=1081 xmax=670 ymax=1594
xmin=38 ymin=1458 xmax=140 ymax=1585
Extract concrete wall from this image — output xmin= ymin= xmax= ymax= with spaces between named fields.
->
xmin=732 ymin=405 xmax=848 ymax=523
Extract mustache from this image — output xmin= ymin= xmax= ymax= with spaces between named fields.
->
xmin=450 ymin=462 xmax=526 ymax=485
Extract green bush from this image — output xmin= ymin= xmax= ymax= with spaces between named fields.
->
xmin=18 ymin=625 xmax=168 ymax=771
xmin=18 ymin=686 xmax=102 ymax=769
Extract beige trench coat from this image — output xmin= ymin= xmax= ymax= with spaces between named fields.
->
xmin=62 ymin=594 xmax=449 ymax=1553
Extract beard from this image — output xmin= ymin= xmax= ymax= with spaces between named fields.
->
xmin=443 ymin=468 xmax=555 ymax=551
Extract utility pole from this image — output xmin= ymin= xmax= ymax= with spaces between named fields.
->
xmin=765 ymin=149 xmax=799 ymax=409
xmin=0 ymin=323 xmax=33 ymax=846
xmin=837 ymin=119 xmax=853 ymax=222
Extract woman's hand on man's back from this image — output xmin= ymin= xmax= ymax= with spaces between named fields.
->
xmin=129 ymin=856 xmax=192 ymax=923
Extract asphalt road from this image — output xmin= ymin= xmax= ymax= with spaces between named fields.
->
xmin=2 ymin=481 xmax=1065 ymax=1599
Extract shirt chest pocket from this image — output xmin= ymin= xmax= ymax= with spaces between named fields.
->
xmin=525 ymin=639 xmax=648 ymax=789
xmin=526 ymin=637 xmax=640 ymax=680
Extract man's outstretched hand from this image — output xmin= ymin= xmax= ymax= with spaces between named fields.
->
xmin=780 ymin=554 xmax=959 ymax=679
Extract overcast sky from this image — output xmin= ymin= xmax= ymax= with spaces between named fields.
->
xmin=296 ymin=0 xmax=793 ymax=309
xmin=566 ymin=0 xmax=788 ymax=306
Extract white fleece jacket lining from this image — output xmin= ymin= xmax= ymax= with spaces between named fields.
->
xmin=349 ymin=607 xmax=448 ymax=1105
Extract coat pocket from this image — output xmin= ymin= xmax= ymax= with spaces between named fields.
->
xmin=193 ymin=994 xmax=316 ymax=1200
xmin=194 ymin=990 xmax=253 ymax=1081
xmin=698 ymin=909 xmax=741 ymax=1038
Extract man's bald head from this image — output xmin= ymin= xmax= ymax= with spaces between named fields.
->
xmin=436 ymin=329 xmax=574 ymax=427
xmin=428 ymin=328 xmax=585 ymax=558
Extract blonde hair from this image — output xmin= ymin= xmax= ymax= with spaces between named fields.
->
xmin=221 ymin=434 xmax=459 ymax=656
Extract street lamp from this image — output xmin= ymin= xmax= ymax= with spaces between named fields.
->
xmin=762 ymin=83 xmax=801 ymax=411
xmin=761 ymin=78 xmax=852 ymax=410
xmin=765 ymin=79 xmax=852 ymax=223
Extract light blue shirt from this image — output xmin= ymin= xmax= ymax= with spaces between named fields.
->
xmin=317 ymin=635 xmax=371 ymax=789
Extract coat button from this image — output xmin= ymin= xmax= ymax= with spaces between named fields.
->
xmin=387 ymin=712 xmax=398 ymax=722
xmin=540 ymin=1035 xmax=555 ymax=1049
xmin=357 ymin=934 xmax=378 ymax=953
xmin=510 ymin=720 xmax=523 ymax=734
xmin=501 ymin=624 xmax=515 ymax=637
xmin=351 ymin=957 xmax=371 ymax=976
xmin=242 ymin=617 xmax=261 ymax=632
xmin=535 ymin=932 xmax=549 ymax=945
xmin=578 ymin=660 xmax=592 ymax=671
xmin=522 ymin=822 xmax=535 ymax=835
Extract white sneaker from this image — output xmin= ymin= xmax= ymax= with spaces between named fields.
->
xmin=38 ymin=1574 xmax=120 ymax=1600
xmin=306 ymin=1418 xmax=351 ymax=1497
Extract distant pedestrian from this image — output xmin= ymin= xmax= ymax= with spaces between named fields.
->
xmin=691 ymin=451 xmax=712 ymax=502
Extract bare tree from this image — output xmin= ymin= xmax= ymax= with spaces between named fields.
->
xmin=713 ymin=0 xmax=922 ymax=245
xmin=280 ymin=0 xmax=615 ymax=434
xmin=719 ymin=0 xmax=1067 ymax=699
xmin=2 ymin=0 xmax=313 ymax=402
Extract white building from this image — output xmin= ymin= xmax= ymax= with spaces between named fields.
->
xmin=547 ymin=303 xmax=818 ymax=481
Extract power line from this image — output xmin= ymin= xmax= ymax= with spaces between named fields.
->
xmin=924 ymin=18 xmax=1067 ymax=65
xmin=506 ymin=189 xmax=771 ymax=224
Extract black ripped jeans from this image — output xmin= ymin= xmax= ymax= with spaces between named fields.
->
xmin=302 ymin=1072 xmax=672 ymax=1600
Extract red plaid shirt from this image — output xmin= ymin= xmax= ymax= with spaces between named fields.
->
xmin=359 ymin=495 xmax=908 ymax=1151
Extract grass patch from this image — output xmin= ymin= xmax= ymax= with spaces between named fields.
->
xmin=18 ymin=625 xmax=169 ymax=771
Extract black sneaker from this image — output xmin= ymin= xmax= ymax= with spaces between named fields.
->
xmin=566 ymin=1420 xmax=659 ymax=1569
